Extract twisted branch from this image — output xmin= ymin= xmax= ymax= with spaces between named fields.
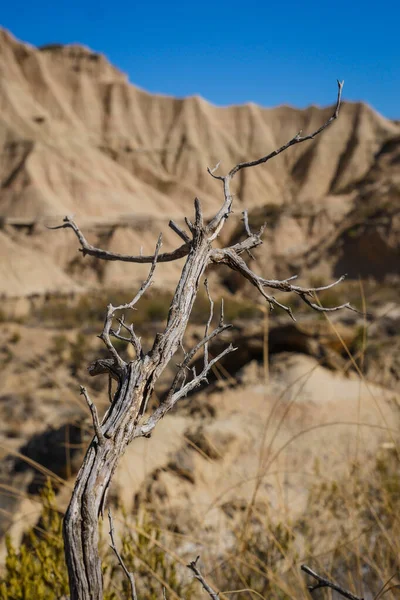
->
xmin=48 ymin=216 xmax=189 ymax=263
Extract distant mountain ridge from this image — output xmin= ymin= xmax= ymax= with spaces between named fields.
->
xmin=0 ymin=28 xmax=399 ymax=298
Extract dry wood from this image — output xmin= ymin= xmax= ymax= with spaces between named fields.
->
xmin=301 ymin=565 xmax=363 ymax=600
xmin=108 ymin=510 xmax=137 ymax=600
xmin=53 ymin=82 xmax=353 ymax=599
xmin=187 ymin=556 xmax=220 ymax=600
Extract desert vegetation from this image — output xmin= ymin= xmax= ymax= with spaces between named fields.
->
xmin=2 ymin=394 xmax=400 ymax=599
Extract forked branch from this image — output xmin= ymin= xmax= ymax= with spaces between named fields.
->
xmin=211 ymin=247 xmax=359 ymax=320
xmin=136 ymin=286 xmax=235 ymax=438
xmin=111 ymin=315 xmax=142 ymax=359
xmin=99 ymin=234 xmax=162 ymax=365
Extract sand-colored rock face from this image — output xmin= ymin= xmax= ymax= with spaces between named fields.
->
xmin=0 ymin=28 xmax=399 ymax=297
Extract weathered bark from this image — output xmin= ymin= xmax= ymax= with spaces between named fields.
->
xmin=63 ymin=230 xmax=211 ymax=599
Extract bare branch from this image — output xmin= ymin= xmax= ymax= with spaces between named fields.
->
xmin=241 ymin=210 xmax=252 ymax=237
xmin=229 ymin=230 xmax=264 ymax=255
xmin=229 ymin=80 xmax=343 ymax=178
xmin=48 ymin=216 xmax=189 ymax=264
xmin=137 ymin=344 xmax=236 ymax=438
xmin=206 ymin=81 xmax=343 ymax=234
xmin=203 ymin=279 xmax=214 ymax=367
xmin=187 ymin=556 xmax=220 ymax=600
xmin=99 ymin=304 xmax=127 ymax=368
xmin=173 ymin=343 xmax=235 ymax=400
xmin=114 ymin=313 xmax=126 ymax=337
xmin=240 ymin=211 xmax=258 ymax=259
xmin=109 ymin=327 xmax=137 ymax=346
xmin=169 ymin=220 xmax=191 ymax=243
xmin=99 ymin=234 xmax=162 ymax=364
xmin=211 ymin=248 xmax=296 ymax=319
xmin=108 ymin=510 xmax=138 ymax=600
xmin=258 ymin=273 xmax=347 ymax=296
xmin=299 ymin=293 xmax=360 ymax=314
xmin=110 ymin=323 xmax=132 ymax=345
xmin=163 ymin=316 xmax=232 ymax=407
xmin=60 ymin=79 xmax=347 ymax=599
xmin=207 ymin=161 xmax=222 ymax=179
xmin=194 ymin=197 xmax=204 ymax=230
xmin=301 ymin=565 xmax=363 ymax=600
xmin=88 ymin=357 xmax=123 ymax=380
xmin=80 ymin=386 xmax=105 ymax=446
xmin=302 ymin=274 xmax=346 ymax=291
xmin=112 ymin=317 xmax=142 ymax=358
xmin=211 ymin=247 xmax=357 ymax=319
xmin=185 ymin=216 xmax=195 ymax=234
xmin=113 ymin=234 xmax=163 ymax=311
xmin=207 ymin=178 xmax=233 ymax=236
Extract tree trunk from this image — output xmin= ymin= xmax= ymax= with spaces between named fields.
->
xmin=63 ymin=232 xmax=211 ymax=599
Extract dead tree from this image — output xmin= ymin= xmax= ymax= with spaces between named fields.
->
xmin=51 ymin=81 xmax=353 ymax=600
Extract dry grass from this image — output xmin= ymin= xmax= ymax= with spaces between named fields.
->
xmin=1 ymin=282 xmax=399 ymax=599
xmin=3 ymin=450 xmax=400 ymax=599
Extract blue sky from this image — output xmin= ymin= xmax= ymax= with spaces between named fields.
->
xmin=2 ymin=1 xmax=399 ymax=118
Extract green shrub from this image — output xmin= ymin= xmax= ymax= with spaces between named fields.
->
xmin=0 ymin=481 xmax=68 ymax=600
xmin=0 ymin=484 xmax=192 ymax=600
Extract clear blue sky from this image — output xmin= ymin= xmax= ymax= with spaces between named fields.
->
xmin=2 ymin=1 xmax=399 ymax=119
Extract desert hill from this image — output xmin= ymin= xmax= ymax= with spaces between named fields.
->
xmin=0 ymin=28 xmax=399 ymax=298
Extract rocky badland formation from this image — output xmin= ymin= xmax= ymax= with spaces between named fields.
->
xmin=0 ymin=28 xmax=399 ymax=578
xmin=0 ymin=28 xmax=399 ymax=298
